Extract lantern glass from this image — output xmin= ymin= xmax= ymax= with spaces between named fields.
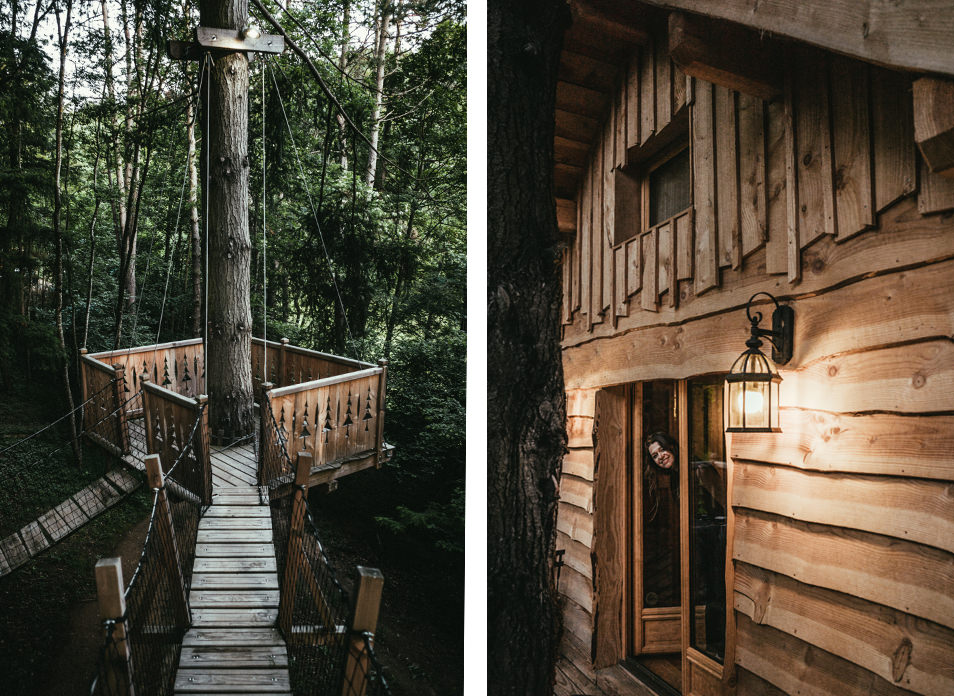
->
xmin=725 ymin=348 xmax=781 ymax=432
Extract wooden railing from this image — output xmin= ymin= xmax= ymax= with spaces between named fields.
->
xmin=252 ymin=337 xmax=374 ymax=395
xmin=260 ymin=360 xmax=389 ymax=491
xmin=89 ymin=338 xmax=206 ymax=409
xmin=79 ymin=351 xmax=129 ymax=457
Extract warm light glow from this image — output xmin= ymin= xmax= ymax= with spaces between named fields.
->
xmin=742 ymin=389 xmax=764 ymax=415
xmin=244 ymin=25 xmax=262 ymax=40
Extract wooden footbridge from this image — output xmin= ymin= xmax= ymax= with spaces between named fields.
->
xmin=83 ymin=337 xmax=393 ymax=696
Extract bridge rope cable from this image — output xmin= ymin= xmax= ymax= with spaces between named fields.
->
xmin=204 ymin=53 xmax=212 ymax=372
xmin=0 ymin=380 xmax=116 ymax=458
xmin=161 ymin=403 xmax=207 ymax=481
xmin=267 ymin=60 xmax=358 ymax=355
xmin=261 ymin=56 xmax=268 ymax=386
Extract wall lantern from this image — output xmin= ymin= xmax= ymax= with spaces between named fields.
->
xmin=725 ymin=292 xmax=794 ymax=433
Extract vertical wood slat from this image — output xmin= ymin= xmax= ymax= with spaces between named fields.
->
xmin=627 ymin=54 xmax=641 ymax=150
xmin=95 ymin=558 xmax=134 ymax=695
xmin=641 ymin=38 xmax=655 ymax=145
xmin=918 ymin=155 xmax=954 ymax=214
xmin=592 ymin=144 xmax=604 ymax=324
xmin=655 ymin=29 xmax=672 ymax=129
xmin=641 ymin=230 xmax=659 ymax=312
xmin=572 ymin=188 xmax=581 ymax=314
xmin=715 ymin=86 xmax=741 ymax=269
xmin=692 ymin=80 xmax=719 ymax=294
xmin=765 ymin=98 xmax=789 ymax=275
xmin=795 ymin=50 xmax=836 ymax=245
xmin=144 ymin=454 xmax=190 ymax=626
xmin=871 ymin=67 xmax=916 ymax=213
xmin=830 ymin=56 xmax=875 ymax=241
xmin=784 ymin=75 xmax=801 ymax=284
xmin=279 ymin=451 xmax=312 ymax=636
xmin=672 ymin=64 xmax=687 ymax=114
xmin=616 ymin=72 xmax=627 ymax=169
xmin=614 ymin=247 xmax=628 ymax=318
xmin=738 ymin=92 xmax=767 ymax=257
xmin=562 ymin=248 xmax=572 ymax=325
xmin=341 ymin=567 xmax=385 ymax=696
xmin=675 ymin=210 xmax=693 ymax=280
xmin=658 ymin=221 xmax=676 ymax=307
xmin=626 ymin=237 xmax=642 ymax=296
xmin=602 ymin=113 xmax=614 ymax=316
xmin=581 ymin=157 xmax=591 ymax=326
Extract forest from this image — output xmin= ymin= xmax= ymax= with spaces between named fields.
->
xmin=0 ymin=0 xmax=465 ymax=692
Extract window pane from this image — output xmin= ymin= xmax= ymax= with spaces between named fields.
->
xmin=649 ymin=147 xmax=691 ymax=226
xmin=688 ymin=376 xmax=727 ymax=663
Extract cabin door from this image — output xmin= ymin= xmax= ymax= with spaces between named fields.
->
xmin=630 ymin=381 xmax=683 ymax=690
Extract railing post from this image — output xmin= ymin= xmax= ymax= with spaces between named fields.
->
xmin=142 ymin=379 xmax=157 ymax=456
xmin=195 ymin=394 xmax=211 ymax=506
xmin=374 ymin=360 xmax=388 ymax=468
xmin=341 ymin=566 xmax=385 ymax=696
xmin=258 ymin=384 xmax=274 ymax=487
xmin=279 ymin=338 xmax=290 ymax=387
xmin=113 ymin=365 xmax=130 ymax=455
xmin=278 ymin=450 xmax=311 ymax=636
xmin=79 ymin=348 xmax=89 ymax=431
xmin=95 ymin=557 xmax=135 ymax=696
xmin=145 ymin=454 xmax=191 ymax=626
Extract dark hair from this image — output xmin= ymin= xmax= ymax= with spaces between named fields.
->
xmin=645 ymin=431 xmax=677 ymax=454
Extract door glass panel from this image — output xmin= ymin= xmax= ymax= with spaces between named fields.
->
xmin=688 ymin=376 xmax=728 ymax=662
xmin=641 ymin=381 xmax=679 ymax=609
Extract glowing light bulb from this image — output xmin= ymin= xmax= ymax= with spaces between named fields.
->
xmin=244 ymin=25 xmax=262 ymax=40
xmin=741 ymin=389 xmax=764 ymax=415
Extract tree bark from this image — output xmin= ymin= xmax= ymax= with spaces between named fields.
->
xmin=200 ymin=0 xmax=254 ymax=443
xmin=188 ymin=99 xmax=203 ymax=337
xmin=53 ymin=0 xmax=82 ymax=467
xmin=487 ymin=1 xmax=568 ymax=694
xmin=365 ymin=0 xmax=391 ymax=187
xmin=337 ymin=0 xmax=350 ymax=169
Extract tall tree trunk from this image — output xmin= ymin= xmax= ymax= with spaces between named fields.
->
xmin=337 ymin=0 xmax=350 ymax=169
xmin=200 ymin=0 xmax=254 ymax=442
xmin=53 ymin=0 xmax=82 ymax=467
xmin=365 ymin=0 xmax=391 ymax=187
xmin=488 ymin=1 xmax=568 ymax=694
xmin=188 ymin=100 xmax=203 ymax=337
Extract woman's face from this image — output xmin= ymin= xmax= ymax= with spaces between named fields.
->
xmin=648 ymin=441 xmax=674 ymax=469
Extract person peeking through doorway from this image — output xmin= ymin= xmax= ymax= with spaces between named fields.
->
xmin=646 ymin=431 xmax=677 ymax=470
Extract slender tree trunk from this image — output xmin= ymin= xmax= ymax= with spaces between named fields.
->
xmin=188 ymin=100 xmax=203 ymax=337
xmin=488 ymin=1 xmax=568 ymax=694
xmin=337 ymin=0 xmax=350 ymax=169
xmin=200 ymin=0 xmax=254 ymax=442
xmin=365 ymin=0 xmax=391 ymax=187
xmin=53 ymin=0 xmax=82 ymax=467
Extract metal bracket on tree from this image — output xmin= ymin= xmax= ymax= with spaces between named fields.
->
xmin=168 ymin=25 xmax=285 ymax=61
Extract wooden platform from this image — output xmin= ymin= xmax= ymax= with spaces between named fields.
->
xmin=175 ymin=483 xmax=290 ymax=695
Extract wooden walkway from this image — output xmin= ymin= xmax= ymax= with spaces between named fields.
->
xmin=0 ymin=467 xmax=140 ymax=577
xmin=174 ymin=442 xmax=291 ymax=695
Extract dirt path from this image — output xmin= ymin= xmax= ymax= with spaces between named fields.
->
xmin=38 ymin=516 xmax=150 ymax=696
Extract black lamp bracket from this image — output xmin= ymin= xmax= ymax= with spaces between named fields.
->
xmin=744 ymin=292 xmax=794 ymax=365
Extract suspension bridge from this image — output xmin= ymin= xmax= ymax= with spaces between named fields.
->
xmin=1 ymin=336 xmax=393 ymax=695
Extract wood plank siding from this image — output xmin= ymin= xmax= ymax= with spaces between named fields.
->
xmin=554 ymin=14 xmax=954 ymax=696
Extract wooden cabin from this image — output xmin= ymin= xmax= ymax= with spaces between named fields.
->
xmin=552 ymin=3 xmax=954 ymax=695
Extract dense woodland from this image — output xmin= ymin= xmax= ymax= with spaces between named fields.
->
xmin=0 ymin=0 xmax=465 ymax=678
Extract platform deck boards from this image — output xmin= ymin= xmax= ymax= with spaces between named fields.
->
xmin=175 ymin=478 xmax=290 ymax=695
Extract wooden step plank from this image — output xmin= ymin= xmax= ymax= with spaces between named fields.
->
xmin=212 ymin=468 xmax=248 ymax=487
xmin=201 ymin=518 xmax=272 ymax=530
xmin=178 ymin=646 xmax=288 ymax=668
xmin=212 ymin=454 xmax=257 ymax=477
xmin=214 ymin=448 xmax=259 ymax=472
xmin=174 ymin=669 xmax=290 ymax=692
xmin=0 ymin=532 xmax=29 ymax=570
xmin=192 ymin=574 xmax=279 ymax=590
xmin=191 ymin=608 xmax=279 ymax=626
xmin=212 ymin=466 xmax=257 ymax=486
xmin=213 ymin=487 xmax=259 ymax=497
xmin=193 ymin=558 xmax=277 ymax=574
xmin=189 ymin=590 xmax=280 ymax=608
xmin=37 ymin=508 xmax=70 ymax=543
xmin=196 ymin=544 xmax=273 ymax=557
xmin=182 ymin=628 xmax=285 ymax=647
xmin=106 ymin=468 xmax=141 ymax=493
xmin=204 ymin=506 xmax=270 ymax=518
xmin=197 ymin=529 xmax=273 ymax=544
xmin=0 ymin=547 xmax=10 ymax=575
xmin=52 ymin=497 xmax=89 ymax=532
xmin=19 ymin=520 xmax=49 ymax=556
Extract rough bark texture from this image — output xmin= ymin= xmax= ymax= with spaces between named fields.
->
xmin=201 ymin=0 xmax=254 ymax=442
xmin=488 ymin=2 xmax=569 ymax=694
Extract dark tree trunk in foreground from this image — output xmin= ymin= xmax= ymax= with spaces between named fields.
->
xmin=488 ymin=2 xmax=568 ymax=694
xmin=201 ymin=0 xmax=254 ymax=442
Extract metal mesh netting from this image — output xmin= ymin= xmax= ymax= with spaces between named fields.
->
xmin=261 ymin=403 xmax=294 ymax=491
xmin=89 ymin=408 xmax=206 ymax=696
